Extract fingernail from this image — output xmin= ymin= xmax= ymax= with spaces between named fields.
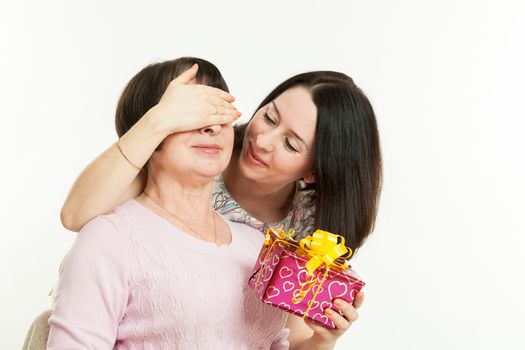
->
xmin=325 ymin=308 xmax=333 ymax=315
xmin=334 ymin=299 xmax=342 ymax=307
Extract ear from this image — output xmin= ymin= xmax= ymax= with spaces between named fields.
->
xmin=303 ymin=172 xmax=316 ymax=184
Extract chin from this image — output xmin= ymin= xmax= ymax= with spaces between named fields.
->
xmin=237 ymin=156 xmax=260 ymax=181
xmin=194 ymin=165 xmax=227 ymax=179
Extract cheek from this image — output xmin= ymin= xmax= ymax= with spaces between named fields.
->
xmin=224 ymin=127 xmax=234 ymax=150
xmin=246 ymin=113 xmax=268 ymax=135
xmin=272 ymin=150 xmax=312 ymax=176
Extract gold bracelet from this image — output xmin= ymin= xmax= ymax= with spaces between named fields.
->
xmin=116 ymin=140 xmax=142 ymax=171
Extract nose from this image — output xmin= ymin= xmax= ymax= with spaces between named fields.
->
xmin=255 ymin=129 xmax=277 ymax=152
xmin=200 ymin=124 xmax=221 ymax=135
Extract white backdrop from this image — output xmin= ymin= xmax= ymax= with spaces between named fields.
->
xmin=1 ymin=1 xmax=524 ymax=349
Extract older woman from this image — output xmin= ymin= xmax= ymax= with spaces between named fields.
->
xmin=47 ymin=57 xmax=288 ymax=349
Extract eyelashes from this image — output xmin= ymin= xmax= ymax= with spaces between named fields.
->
xmin=263 ymin=112 xmax=299 ymax=153
xmin=284 ymin=139 xmax=299 ymax=152
xmin=263 ymin=112 xmax=276 ymax=125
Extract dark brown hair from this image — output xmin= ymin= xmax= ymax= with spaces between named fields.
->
xmin=235 ymin=71 xmax=382 ymax=253
xmin=115 ymin=57 xmax=228 ymax=137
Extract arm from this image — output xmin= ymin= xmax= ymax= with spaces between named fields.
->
xmin=61 ymin=64 xmax=240 ymax=231
xmin=288 ymin=292 xmax=364 ymax=350
xmin=47 ymin=217 xmax=131 ymax=349
xmin=60 ymin=116 xmax=157 ymax=232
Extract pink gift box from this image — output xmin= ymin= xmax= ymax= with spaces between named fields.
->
xmin=248 ymin=230 xmax=365 ymax=329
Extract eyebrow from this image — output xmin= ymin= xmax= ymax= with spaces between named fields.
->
xmin=270 ymin=101 xmax=309 ymax=149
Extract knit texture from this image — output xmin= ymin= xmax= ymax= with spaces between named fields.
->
xmin=48 ymin=199 xmax=287 ymax=349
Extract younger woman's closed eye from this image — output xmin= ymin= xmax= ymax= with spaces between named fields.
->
xmin=263 ymin=112 xmax=276 ymax=125
xmin=284 ymin=138 xmax=299 ymax=152
xmin=263 ymin=112 xmax=300 ymax=153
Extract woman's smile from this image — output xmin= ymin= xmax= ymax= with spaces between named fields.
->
xmin=246 ymin=143 xmax=269 ymax=167
xmin=192 ymin=143 xmax=222 ymax=155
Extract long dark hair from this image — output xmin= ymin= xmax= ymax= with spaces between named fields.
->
xmin=115 ymin=57 xmax=229 ymax=137
xmin=235 ymin=71 xmax=382 ymax=252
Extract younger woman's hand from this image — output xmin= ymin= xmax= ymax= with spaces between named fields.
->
xmin=305 ymin=291 xmax=364 ymax=348
xmin=147 ymin=63 xmax=241 ymax=136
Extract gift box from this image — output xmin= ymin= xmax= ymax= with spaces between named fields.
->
xmin=248 ymin=228 xmax=365 ymax=329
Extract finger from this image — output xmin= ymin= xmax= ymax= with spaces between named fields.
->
xmin=171 ymin=63 xmax=199 ymax=85
xmin=304 ymin=319 xmax=331 ymax=338
xmin=209 ymin=111 xmax=242 ymax=125
xmin=205 ymin=86 xmax=235 ymax=102
xmin=353 ymin=291 xmax=365 ymax=309
xmin=334 ymin=299 xmax=359 ymax=323
xmin=209 ymin=96 xmax=238 ymax=111
xmin=325 ymin=307 xmax=353 ymax=331
xmin=208 ymin=103 xmax=241 ymax=116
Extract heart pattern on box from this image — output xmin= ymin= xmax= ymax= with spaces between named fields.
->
xmin=272 ymin=254 xmax=280 ymax=266
xmin=312 ymin=284 xmax=324 ymax=294
xmin=308 ymin=300 xmax=320 ymax=310
xmin=278 ymin=302 xmax=291 ymax=310
xmin=257 ymin=247 xmax=269 ymax=264
xmin=297 ymin=270 xmax=307 ymax=284
xmin=294 ymin=309 xmax=304 ymax=317
xmin=262 ymin=265 xmax=273 ymax=282
xmin=279 ymin=266 xmax=293 ymax=279
xmin=320 ymin=301 xmax=332 ymax=311
xmin=282 ymin=281 xmax=295 ymax=292
xmin=249 ymin=242 xmax=364 ymax=329
xmin=265 ymin=286 xmax=280 ymax=298
xmin=328 ymin=281 xmax=348 ymax=300
xmin=312 ymin=313 xmax=329 ymax=324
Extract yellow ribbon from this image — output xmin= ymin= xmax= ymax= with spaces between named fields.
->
xmin=259 ymin=227 xmax=355 ymax=322
xmin=264 ymin=227 xmax=295 ymax=245
xmin=299 ymin=229 xmax=352 ymax=274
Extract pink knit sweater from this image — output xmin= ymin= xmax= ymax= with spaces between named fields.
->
xmin=48 ymin=199 xmax=287 ymax=349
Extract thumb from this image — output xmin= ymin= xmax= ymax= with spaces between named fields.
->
xmin=171 ymin=63 xmax=198 ymax=85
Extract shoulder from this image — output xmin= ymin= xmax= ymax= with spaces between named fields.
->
xmin=58 ymin=212 xmax=134 ymax=288
xmin=71 ymin=203 xmax=136 ymax=261
xmin=78 ymin=211 xmax=131 ymax=244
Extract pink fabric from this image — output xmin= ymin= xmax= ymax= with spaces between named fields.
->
xmin=248 ymin=235 xmax=364 ymax=329
xmin=48 ymin=199 xmax=287 ymax=349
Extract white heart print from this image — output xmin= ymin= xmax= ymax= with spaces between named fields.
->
xmin=265 ymin=286 xmax=280 ymax=299
xmin=328 ymin=281 xmax=349 ymax=300
xmin=279 ymin=266 xmax=293 ymax=279
xmin=282 ymin=281 xmax=295 ymax=292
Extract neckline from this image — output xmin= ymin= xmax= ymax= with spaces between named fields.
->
xmin=125 ymin=199 xmax=237 ymax=254
xmin=215 ymin=174 xmax=299 ymax=228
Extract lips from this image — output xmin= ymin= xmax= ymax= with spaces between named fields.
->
xmin=193 ymin=144 xmax=222 ymax=154
xmin=247 ymin=143 xmax=268 ymax=167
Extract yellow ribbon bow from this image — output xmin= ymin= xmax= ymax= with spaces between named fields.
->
xmin=299 ymin=229 xmax=352 ymax=274
xmin=264 ymin=227 xmax=295 ymax=246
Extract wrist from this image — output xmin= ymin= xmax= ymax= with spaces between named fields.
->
xmin=142 ymin=105 xmax=174 ymax=139
xmin=117 ymin=107 xmax=171 ymax=169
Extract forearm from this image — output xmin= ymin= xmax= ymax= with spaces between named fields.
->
xmin=61 ymin=109 xmax=166 ymax=231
